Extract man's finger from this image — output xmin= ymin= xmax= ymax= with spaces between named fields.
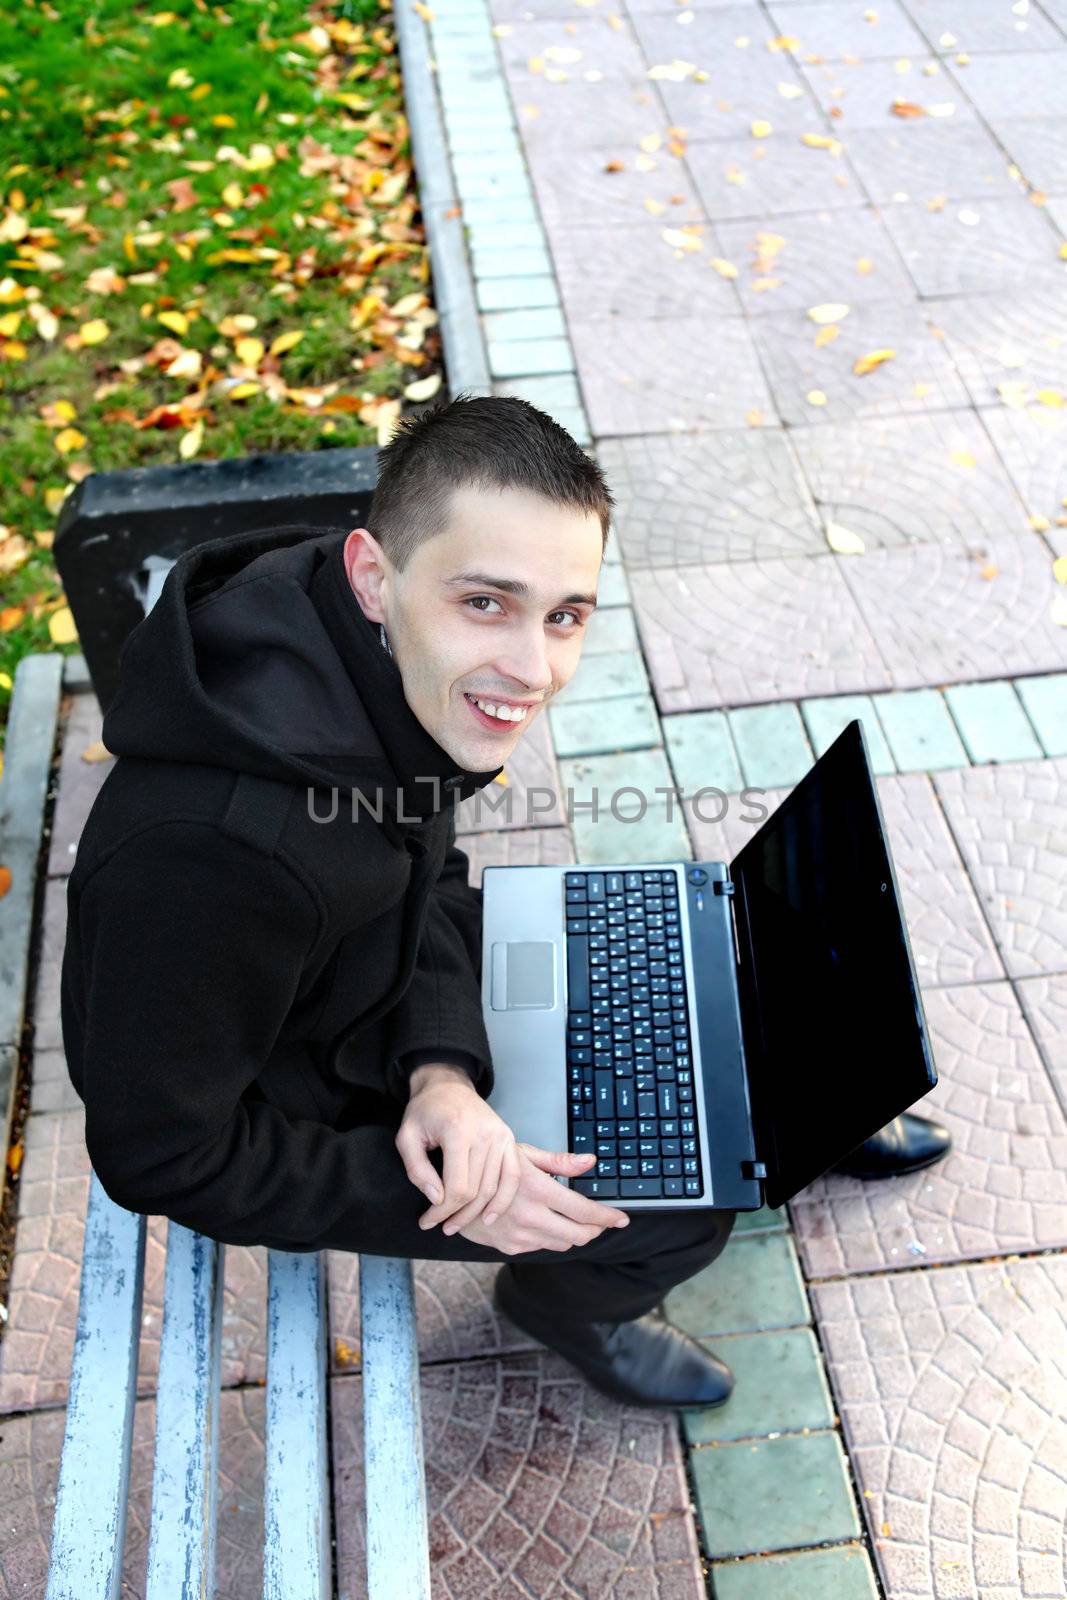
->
xmin=394 ymin=1130 xmax=444 ymax=1205
xmin=417 ymin=1132 xmax=473 ymax=1230
xmin=483 ymin=1141 xmax=522 ymax=1227
xmin=442 ymin=1140 xmax=503 ymax=1236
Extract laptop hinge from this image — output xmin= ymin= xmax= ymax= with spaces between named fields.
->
xmin=714 ymin=879 xmax=735 ymax=896
xmin=741 ymin=1159 xmax=767 ymax=1181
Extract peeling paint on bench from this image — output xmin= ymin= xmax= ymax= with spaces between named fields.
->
xmin=264 ymin=1249 xmax=330 ymax=1600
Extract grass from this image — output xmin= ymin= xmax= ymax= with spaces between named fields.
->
xmin=0 ymin=0 xmax=442 ymax=755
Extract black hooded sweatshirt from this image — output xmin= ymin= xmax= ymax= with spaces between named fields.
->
xmin=59 ymin=522 xmax=505 ymax=1251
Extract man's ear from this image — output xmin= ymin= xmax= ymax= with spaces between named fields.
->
xmin=343 ymin=527 xmax=389 ymax=623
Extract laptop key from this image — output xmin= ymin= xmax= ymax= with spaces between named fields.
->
xmin=572 ymin=1178 xmax=619 ymax=1198
xmin=567 ymin=935 xmax=590 ymax=1009
xmin=621 ymin=1178 xmax=662 ymax=1198
xmin=664 ymin=1178 xmax=685 ymax=1198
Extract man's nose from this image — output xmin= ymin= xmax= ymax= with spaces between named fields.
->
xmin=496 ymin=625 xmax=553 ymax=695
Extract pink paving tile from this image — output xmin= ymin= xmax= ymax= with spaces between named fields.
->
xmin=32 ymin=878 xmax=67 ymax=1056
xmin=0 ymin=1109 xmax=267 ymax=1413
xmin=525 ymin=142 xmax=705 ymax=232
xmin=683 ymin=775 xmax=1005 ymax=990
xmin=460 ymin=826 xmax=576 ymax=883
xmin=330 ymin=1361 xmax=705 ymax=1599
xmin=789 ymin=982 xmax=1067 ymax=1278
xmin=455 ymin=713 xmax=567 ymax=834
xmin=548 ymin=222 xmax=741 ymax=323
xmin=839 ymin=530 xmax=1067 ymax=689
xmin=934 ymin=758 xmax=1067 ymax=980
xmin=810 ymin=1255 xmax=1067 ymax=1600
xmin=1015 ymin=973 xmax=1067 ymax=1116
xmin=46 ymin=693 xmax=112 ymax=879
xmin=629 ymin=556 xmax=893 ymax=711
xmin=0 ymin=1387 xmax=266 ymax=1600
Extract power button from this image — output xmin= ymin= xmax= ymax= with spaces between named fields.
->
xmin=687 ymin=867 xmax=708 ymax=886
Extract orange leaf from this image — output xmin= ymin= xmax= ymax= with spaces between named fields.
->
xmin=0 ymin=864 xmax=11 ymax=899
xmin=891 ymin=100 xmax=925 ymax=118
xmin=6 ymin=1139 xmax=23 ymax=1174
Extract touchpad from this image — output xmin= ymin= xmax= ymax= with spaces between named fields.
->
xmin=491 ymin=942 xmax=556 ymax=1010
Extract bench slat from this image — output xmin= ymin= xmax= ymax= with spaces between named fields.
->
xmin=264 ymin=1250 xmax=330 ymax=1600
xmin=145 ymin=1225 xmax=225 ymax=1600
xmin=359 ymin=1255 xmax=431 ymax=1600
xmin=46 ymin=1172 xmax=147 ymax=1600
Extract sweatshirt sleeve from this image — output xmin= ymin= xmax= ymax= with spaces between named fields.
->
xmin=382 ymin=817 xmax=495 ymax=1105
xmin=70 ymin=821 xmax=442 ymax=1251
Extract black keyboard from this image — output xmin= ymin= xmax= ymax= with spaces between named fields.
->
xmin=564 ymin=869 xmax=704 ymax=1200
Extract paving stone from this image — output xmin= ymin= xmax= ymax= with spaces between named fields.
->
xmin=764 ymin=0 xmax=929 ymax=57
xmin=986 ymin=115 xmax=1067 ymax=194
xmin=929 ymin=286 xmax=1067 ymax=410
xmin=752 ymin=301 xmax=969 ymax=428
xmin=1015 ymin=972 xmax=1067 ymax=1115
xmin=839 ymin=529 xmax=1067 ymax=688
xmin=982 ymin=405 xmax=1067 ymax=530
xmin=682 ymin=1327 xmax=835 ymax=1444
xmin=732 ymin=1202 xmax=789 ymax=1234
xmin=799 ymin=694 xmax=896 ymax=774
xmin=789 ymin=981 xmax=1067 ymax=1276
xmin=714 ymin=208 xmax=918 ymax=316
xmin=843 ymin=119 xmax=1022 ymax=205
xmin=681 ymin=785 xmax=793 ymax=870
xmin=879 ymin=193 xmax=1065 ymax=297
xmin=1046 ymin=195 xmax=1067 ymax=237
xmin=594 ymin=562 xmax=630 ymax=606
xmin=547 ymin=221 xmax=742 ymax=321
xmin=548 ymin=692 xmax=662 ymax=757
xmin=943 ymin=49 xmax=1067 ymax=121
xmin=570 ymin=315 xmax=777 ymax=434
xmin=514 ymin=82 xmax=671 ymax=151
xmin=493 ymin=373 xmax=588 ymax=437
xmin=498 ymin=14 xmax=649 ymax=83
xmin=471 ymin=244 xmax=553 ymax=278
xmin=457 ymin=195 xmax=541 ymax=226
xmin=450 ymin=152 xmax=529 ymax=189
xmin=558 ymin=747 xmax=693 ymax=863
xmin=553 ymin=649 xmax=650 ymax=706
xmin=596 ymin=430 xmax=825 ymax=567
xmin=901 ymin=0 xmax=1064 ymax=52
xmin=469 ymin=221 xmax=550 ymax=254
xmin=810 ymin=1256 xmax=1067 ymax=1600
xmin=873 ymin=686 xmax=970 ymax=771
xmin=728 ymin=703 xmax=815 ymax=788
xmin=663 ymin=710 xmax=745 ymax=798
xmin=481 ymin=307 xmax=565 ymax=342
xmin=711 ymin=1545 xmax=879 ymax=1600
xmin=487 ymin=336 xmax=574 ymax=378
xmin=690 ymin=1430 xmax=861 ymax=1558
xmin=33 ymin=878 xmax=69 ymax=1054
xmin=583 ymin=605 xmax=639 ymax=654
xmin=1014 ymin=672 xmax=1067 ymax=757
xmin=476 ymin=274 xmax=562 ymax=313
xmin=633 ymin=17 xmax=824 ymax=139
xmin=934 ymin=756 xmax=1067 ymax=979
xmin=0 ymin=1386 xmax=266 ymax=1600
xmin=0 ymin=1108 xmax=269 ymax=1413
xmin=664 ymin=1232 xmax=810 ymax=1337
xmin=47 ymin=693 xmax=111 ymax=878
xmin=26 ymin=1049 xmax=80 ymax=1116
xmin=630 ymin=556 xmax=892 ymax=712
xmin=798 ymin=54 xmax=976 ymax=127
xmin=685 ymin=135 xmax=867 ymax=221
xmin=526 ymin=143 xmax=705 ymax=232
xmin=455 ymin=712 xmax=568 ymax=833
xmin=459 ymin=826 xmax=575 ymax=887
xmin=944 ymin=680 xmax=1045 ymax=763
xmin=331 ymin=1361 xmax=706 ymax=1600
xmin=447 ymin=120 xmax=521 ymax=157
xmin=1041 ymin=0 xmax=1067 ymax=36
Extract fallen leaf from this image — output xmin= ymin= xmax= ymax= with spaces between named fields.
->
xmin=807 ymin=302 xmax=850 ymax=324
xmin=0 ymin=533 xmax=32 ymax=574
xmin=806 ymin=389 xmax=829 ymax=406
xmin=745 ymin=408 xmax=765 ymax=426
xmin=710 ymin=257 xmax=739 ymax=278
xmin=1037 ymin=388 xmax=1065 ymax=407
xmin=1052 ymin=591 xmax=1067 ymax=627
xmin=404 ymin=373 xmax=443 ymax=402
xmin=179 ymin=421 xmax=204 ymax=459
xmin=1053 ymin=555 xmax=1067 ymax=583
xmin=228 ymin=381 xmax=261 ymax=400
xmin=826 ymin=522 xmax=866 ymax=554
xmin=78 ymin=319 xmax=109 ymax=345
xmin=235 ymin=337 xmax=265 ymax=366
xmin=750 ymin=119 xmax=773 ymax=138
xmin=979 ymin=564 xmax=998 ymax=580
xmin=856 ymin=257 xmax=874 ymax=274
xmin=7 ymin=1140 xmax=23 ymax=1174
xmin=80 ymin=739 xmax=114 ymax=763
xmin=853 ymin=348 xmax=897 ymax=375
xmin=157 ymin=310 xmax=189 ymax=337
xmin=950 ymin=449 xmax=976 ymax=467
xmin=814 ymin=325 xmax=839 ymax=347
xmin=269 ymin=329 xmax=305 ymax=356
xmin=1030 ymin=514 xmax=1051 ymax=531
xmin=662 ymin=227 xmax=703 ymax=251
xmin=800 ymin=133 xmax=843 ymax=153
xmin=54 ymin=428 xmax=87 ymax=454
xmin=891 ymin=100 xmax=925 ymax=118
xmin=48 ymin=607 xmax=79 ymax=644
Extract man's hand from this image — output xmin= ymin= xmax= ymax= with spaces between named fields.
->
xmin=448 ymin=1141 xmax=630 ymax=1254
xmin=395 ymin=1062 xmax=525 ymax=1234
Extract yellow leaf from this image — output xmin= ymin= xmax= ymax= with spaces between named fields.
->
xmin=168 ymin=67 xmax=195 ymax=89
xmin=245 ymin=143 xmax=276 ymax=172
xmin=710 ymin=257 xmax=739 ymax=278
xmin=826 ymin=522 xmax=866 ymax=554
xmin=745 ymin=408 xmax=765 ymax=427
xmin=164 ymin=348 xmax=202 ymax=379
xmin=814 ymin=325 xmax=839 ymax=348
xmin=806 ymin=389 xmax=829 ymax=406
xmin=800 ymin=133 xmax=842 ymax=152
xmin=235 ymin=337 xmax=265 ymax=366
xmin=661 ymin=227 xmax=703 ymax=252
xmin=79 ymin=319 xmax=109 ymax=345
xmin=1052 ymin=555 xmax=1067 ymax=584
xmin=950 ymin=449 xmax=976 ymax=468
xmin=856 ymin=257 xmax=874 ymax=274
xmin=7 ymin=1139 xmax=23 ymax=1174
xmin=1052 ymin=591 xmax=1067 ymax=628
xmin=413 ymin=1 xmax=435 ymax=18
xmin=1 ymin=340 xmax=27 ymax=360
xmin=997 ymin=380 xmax=1030 ymax=408
xmin=750 ymin=119 xmax=773 ymax=138
xmin=219 ymin=313 xmax=258 ymax=336
xmin=80 ymin=739 xmax=114 ymax=763
xmin=179 ymin=421 xmax=204 ymax=459
xmin=979 ymin=563 xmax=998 ymax=579
xmin=222 ymin=182 xmax=244 ymax=209
xmin=853 ymin=347 xmax=897 ymax=376
xmin=493 ymin=770 xmax=509 ymax=786
xmin=376 ymin=398 xmax=402 ymax=446
xmin=1030 ymin=514 xmax=1051 ymax=531
xmin=0 ymin=311 xmax=20 ymax=337
xmin=157 ymin=309 xmax=189 ymax=336
xmin=54 ymin=428 xmax=86 ymax=454
xmin=768 ymin=34 xmax=799 ymax=51
xmin=1060 ymin=241 xmax=1067 ymax=260
xmin=269 ymin=330 xmax=304 ymax=357
xmin=228 ymin=381 xmax=261 ymax=400
xmin=0 ymin=671 xmax=11 ymax=690
xmin=44 ymin=486 xmax=72 ymax=514
xmin=807 ymin=302 xmax=850 ymax=324
xmin=1036 ymin=388 xmax=1065 ymax=407
xmin=48 ymin=606 xmax=79 ymax=644
xmin=190 ymin=83 xmax=211 ymax=101
xmin=403 ymin=373 xmax=443 ymax=402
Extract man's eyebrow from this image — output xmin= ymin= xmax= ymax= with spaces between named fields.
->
xmin=444 ymin=571 xmax=598 ymax=607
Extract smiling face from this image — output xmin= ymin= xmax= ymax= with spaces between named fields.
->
xmin=342 ymin=482 xmax=604 ymax=771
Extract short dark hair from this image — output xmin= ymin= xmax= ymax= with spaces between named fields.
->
xmin=367 ymin=392 xmax=613 ymax=571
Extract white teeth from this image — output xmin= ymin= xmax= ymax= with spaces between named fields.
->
xmin=468 ymin=694 xmax=527 ymax=723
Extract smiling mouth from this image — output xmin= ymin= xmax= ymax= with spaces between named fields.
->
xmin=463 ymin=691 xmax=533 ymax=727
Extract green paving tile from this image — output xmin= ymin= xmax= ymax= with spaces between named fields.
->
xmin=690 ymin=1431 xmax=860 ymax=1559
xmin=872 ymin=688 xmax=969 ymax=773
xmin=493 ymin=374 xmax=588 ymax=441
xmin=548 ymin=692 xmax=661 ymax=757
xmin=487 ymin=337 xmax=574 ymax=378
xmin=944 ymin=680 xmax=1044 ymax=764
xmin=470 ymin=224 xmax=549 ymax=254
xmin=663 ymin=710 xmax=744 ymax=797
xmin=595 ymin=562 xmax=630 ymax=607
xmin=683 ymin=1328 xmax=834 ymax=1445
xmin=481 ymin=307 xmax=565 ymax=342
xmin=712 ymin=1545 xmax=879 ymax=1600
xmin=559 ymin=747 xmax=691 ymax=865
xmin=582 ymin=606 xmax=638 ymax=655
xmin=458 ymin=196 xmax=541 ymax=226
xmin=728 ymin=704 xmax=814 ymax=789
xmin=555 ymin=649 xmax=649 ymax=706
xmin=472 ymin=245 xmax=552 ymax=278
xmin=732 ymin=1203 xmax=788 ymax=1234
xmin=664 ymin=1233 xmax=809 ymax=1337
xmin=1014 ymin=673 xmax=1067 ymax=756
xmin=799 ymin=695 xmax=895 ymax=775
xmin=476 ymin=276 xmax=561 ymax=312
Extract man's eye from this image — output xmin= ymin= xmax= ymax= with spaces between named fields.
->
xmin=549 ymin=610 xmax=582 ymax=628
xmin=467 ymin=595 xmax=503 ymax=614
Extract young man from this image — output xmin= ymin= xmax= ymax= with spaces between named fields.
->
xmin=62 ymin=394 xmax=950 ymax=1410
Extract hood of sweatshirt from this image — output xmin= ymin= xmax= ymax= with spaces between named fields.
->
xmin=100 ymin=521 xmax=504 ymax=822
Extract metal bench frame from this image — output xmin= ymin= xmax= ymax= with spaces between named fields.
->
xmin=45 ymin=1172 xmax=431 ymax=1599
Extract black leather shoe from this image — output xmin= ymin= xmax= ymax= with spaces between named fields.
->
xmin=830 ymin=1113 xmax=952 ymax=1180
xmin=493 ymin=1265 xmax=734 ymax=1410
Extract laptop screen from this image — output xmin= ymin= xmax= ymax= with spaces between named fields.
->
xmin=730 ymin=720 xmax=937 ymax=1210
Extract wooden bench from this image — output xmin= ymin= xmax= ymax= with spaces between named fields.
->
xmin=45 ymin=1171 xmax=432 ymax=1598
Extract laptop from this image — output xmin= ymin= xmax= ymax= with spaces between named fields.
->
xmin=480 ymin=719 xmax=938 ymax=1212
